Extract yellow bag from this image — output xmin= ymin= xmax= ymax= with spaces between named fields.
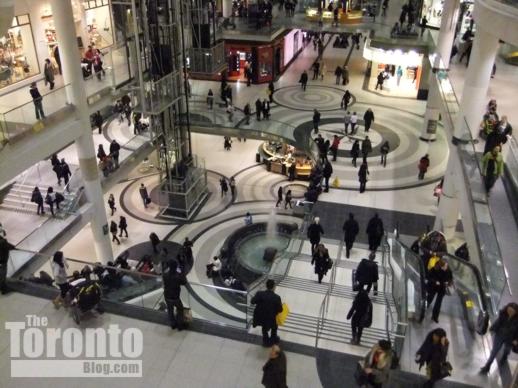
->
xmin=332 ymin=177 xmax=340 ymax=188
xmin=276 ymin=303 xmax=290 ymax=326
xmin=33 ymin=120 xmax=45 ymax=133
xmin=427 ymin=255 xmax=440 ymax=271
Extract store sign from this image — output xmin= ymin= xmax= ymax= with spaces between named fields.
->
xmin=426 ymin=119 xmax=438 ymax=134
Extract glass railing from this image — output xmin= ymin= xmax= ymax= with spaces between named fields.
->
xmin=504 ymin=136 xmax=518 ymax=194
xmin=0 ymin=84 xmax=73 ymax=147
xmin=188 ymin=42 xmax=226 ymax=74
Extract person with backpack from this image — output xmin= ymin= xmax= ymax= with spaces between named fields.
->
xmin=118 ymin=216 xmax=128 ymax=238
xmin=311 ymin=244 xmax=332 ymax=284
xmin=415 ymin=328 xmax=450 ymax=388
xmin=366 ymin=213 xmax=384 ymax=251
xmin=347 ymin=289 xmax=372 ymax=345
xmin=343 ymin=213 xmax=360 ymax=258
xmin=0 ymin=236 xmax=15 ymax=294
xmin=31 ymin=186 xmax=45 ymax=215
xmin=356 ymin=252 xmax=379 ymax=294
xmin=357 ymin=340 xmax=393 ymax=388
xmin=110 ymin=221 xmax=120 ymax=245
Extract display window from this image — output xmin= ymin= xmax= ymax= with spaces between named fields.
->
xmin=0 ymin=14 xmax=39 ymax=89
xmin=83 ymin=0 xmax=114 ymax=49
xmin=421 ymin=0 xmax=443 ymax=28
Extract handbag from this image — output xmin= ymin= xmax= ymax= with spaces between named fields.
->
xmin=183 ymin=307 xmax=193 ymax=323
xmin=276 ymin=303 xmax=290 ymax=326
xmin=475 ymin=311 xmax=489 ymax=335
xmin=439 ymin=361 xmax=453 ymax=379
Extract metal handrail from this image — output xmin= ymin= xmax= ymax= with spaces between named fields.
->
xmin=0 ymin=83 xmax=72 ymax=116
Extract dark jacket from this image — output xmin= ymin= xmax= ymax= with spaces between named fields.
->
xmin=358 ymin=164 xmax=369 ymax=182
xmin=356 ymin=259 xmax=379 ymax=283
xmin=416 ymin=332 xmax=449 ymax=379
xmin=262 ymin=351 xmax=288 ymax=388
xmin=60 ymin=162 xmax=71 ymax=179
xmin=427 ymin=265 xmax=452 ymax=291
xmin=30 ymin=87 xmax=42 ymax=100
xmin=313 ymin=111 xmax=321 ymax=123
xmin=119 ymin=217 xmax=127 ymax=229
xmin=351 ymin=142 xmax=360 ymax=158
xmin=110 ymin=141 xmax=121 ymax=156
xmin=110 ymin=221 xmax=118 ymax=234
xmin=323 ymin=162 xmax=333 ymax=178
xmin=307 ymin=223 xmax=324 ymax=243
xmin=0 ymin=237 xmax=15 ymax=265
xmin=300 ymin=72 xmax=308 ymax=84
xmin=366 ymin=217 xmax=384 ymax=238
xmin=31 ymin=189 xmax=44 ymax=205
xmin=490 ymin=307 xmax=518 ymax=344
xmin=380 ymin=142 xmax=390 ymax=155
xmin=361 ymin=139 xmax=372 ymax=154
xmin=363 ymin=110 xmax=375 ymax=124
xmin=163 ymin=267 xmax=187 ymax=300
xmin=139 ymin=186 xmax=148 ymax=200
xmin=252 ymin=289 xmax=283 ymax=329
xmin=419 ymin=156 xmax=430 ymax=172
xmin=347 ymin=290 xmax=372 ymax=327
xmin=312 ymin=250 xmax=331 ymax=275
xmin=343 ymin=218 xmax=359 ymax=242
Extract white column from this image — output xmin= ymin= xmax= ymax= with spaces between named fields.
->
xmin=454 ymin=26 xmax=499 ymax=140
xmin=222 ymin=0 xmax=232 ymax=17
xmin=51 ymin=0 xmax=113 ymax=263
xmin=420 ymin=0 xmax=460 ymax=141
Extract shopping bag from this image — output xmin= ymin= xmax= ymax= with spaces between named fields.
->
xmin=276 ymin=303 xmax=290 ymax=326
xmin=332 ymin=177 xmax=340 ymax=188
xmin=183 ymin=307 xmax=193 ymax=323
xmin=33 ymin=120 xmax=45 ymax=133
xmin=427 ymin=255 xmax=440 ymax=271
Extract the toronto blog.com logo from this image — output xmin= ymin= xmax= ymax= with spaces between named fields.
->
xmin=6 ymin=315 xmax=143 ymax=377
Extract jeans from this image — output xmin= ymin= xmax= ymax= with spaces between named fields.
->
xmin=165 ymin=297 xmax=184 ymax=329
xmin=261 ymin=324 xmax=279 ymax=345
xmin=484 ymin=334 xmax=512 ymax=368
xmin=33 ymin=98 xmax=45 ymax=119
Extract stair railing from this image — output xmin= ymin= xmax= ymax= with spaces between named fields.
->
xmin=15 ymin=162 xmax=41 ymax=210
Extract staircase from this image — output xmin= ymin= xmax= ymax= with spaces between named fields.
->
xmin=0 ymin=182 xmax=80 ymax=218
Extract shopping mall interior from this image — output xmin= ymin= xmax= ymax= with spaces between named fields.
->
xmin=0 ymin=0 xmax=517 ymax=387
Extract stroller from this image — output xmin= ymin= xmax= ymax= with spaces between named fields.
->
xmin=67 ymin=278 xmax=103 ymax=324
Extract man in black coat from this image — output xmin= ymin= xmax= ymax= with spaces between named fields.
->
xmin=342 ymin=213 xmax=359 ymax=258
xmin=110 ymin=140 xmax=121 ymax=168
xmin=322 ymin=160 xmax=333 ymax=192
xmin=0 ymin=236 xmax=15 ymax=294
xmin=307 ymin=217 xmax=324 ymax=254
xmin=255 ymin=98 xmax=263 ymax=121
xmin=299 ymin=70 xmax=308 ymax=91
xmin=366 ymin=213 xmax=384 ymax=251
xmin=313 ymin=109 xmax=321 ymax=133
xmin=363 ymin=108 xmax=375 ymax=132
xmin=60 ymin=158 xmax=72 ymax=190
xmin=252 ymin=279 xmax=283 ymax=346
xmin=262 ymin=344 xmax=288 ymax=388
xmin=346 ymin=290 xmax=372 ymax=344
xmin=356 ymin=252 xmax=379 ymax=294
xmin=162 ymin=260 xmax=187 ymax=330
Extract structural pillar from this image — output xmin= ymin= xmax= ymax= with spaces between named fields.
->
xmin=420 ymin=0 xmax=460 ymax=141
xmin=454 ymin=26 xmax=499 ymax=140
xmin=51 ymin=0 xmax=113 ymax=263
xmin=222 ymin=0 xmax=232 ymax=18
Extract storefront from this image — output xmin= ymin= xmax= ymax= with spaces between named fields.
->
xmin=260 ymin=142 xmax=314 ymax=179
xmin=363 ymin=40 xmax=425 ymax=99
xmin=420 ymin=0 xmax=474 ymax=33
xmin=0 ymin=0 xmax=115 ymax=91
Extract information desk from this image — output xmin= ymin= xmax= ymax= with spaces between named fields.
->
xmin=260 ymin=142 xmax=313 ymax=179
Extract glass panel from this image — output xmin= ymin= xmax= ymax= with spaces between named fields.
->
xmin=17 ymin=15 xmax=30 ymax=25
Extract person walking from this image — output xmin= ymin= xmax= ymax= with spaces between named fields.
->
xmin=415 ymin=328 xmax=450 ymax=388
xmin=426 ymin=259 xmax=452 ymax=323
xmin=252 ymin=279 xmax=283 ymax=346
xmin=347 ymin=289 xmax=372 ymax=345
xmin=108 ymin=193 xmax=116 ymax=216
xmin=311 ymin=244 xmax=332 ymax=283
xmin=0 ymin=236 xmax=15 ymax=294
xmin=380 ymin=141 xmax=390 ymax=167
xmin=418 ymin=154 xmax=430 ymax=180
xmin=59 ymin=158 xmax=72 ymax=190
xmin=342 ymin=213 xmax=359 ymax=258
xmin=299 ymin=70 xmax=308 ymax=91
xmin=244 ymin=103 xmax=251 ymax=125
xmin=344 ymin=111 xmax=352 ymax=134
xmin=45 ymin=187 xmax=57 ymax=216
xmin=480 ymin=303 xmax=518 ymax=374
xmin=30 ymin=83 xmax=45 ymax=120
xmin=139 ymin=183 xmax=150 ymax=208
xmin=93 ymin=110 xmax=103 ymax=134
xmin=207 ymin=89 xmax=214 ymax=109
xmin=163 ymin=260 xmax=187 ymax=330
xmin=51 ymin=154 xmax=61 ymax=184
xmin=118 ymin=216 xmax=128 ymax=238
xmin=322 ymin=160 xmax=333 ymax=192
xmin=110 ymin=220 xmax=120 ymax=245
xmin=366 ymin=213 xmax=384 ymax=251
xmin=229 ymin=177 xmax=236 ymax=198
xmin=361 ymin=136 xmax=372 ymax=160
xmin=330 ymin=135 xmax=340 ymax=162
xmin=268 ymin=81 xmax=275 ymax=103
xmin=358 ymin=161 xmax=369 ymax=193
xmin=255 ymin=98 xmax=263 ymax=121
xmin=396 ymin=66 xmax=403 ymax=86
xmin=341 ymin=90 xmax=351 ymax=110
xmin=421 ymin=15 xmax=428 ymax=37
xmin=363 ymin=108 xmax=375 ymax=132
xmin=342 ymin=65 xmax=349 ymax=85
xmin=110 ymin=140 xmax=121 ymax=169
xmin=97 ymin=144 xmax=107 ymax=162
xmin=275 ymin=186 xmax=283 ymax=207
xmin=481 ymin=147 xmax=504 ymax=194
xmin=307 ymin=217 xmax=324 ymax=254
xmin=334 ymin=65 xmax=343 ymax=85
xmin=31 ymin=187 xmax=45 ymax=215
xmin=350 ymin=112 xmax=358 ymax=134
xmin=284 ymin=190 xmax=292 ymax=209
xmin=262 ymin=99 xmax=271 ymax=120
xmin=356 ymin=252 xmax=379 ymax=294
xmin=357 ymin=340 xmax=393 ymax=388
xmin=288 ymin=163 xmax=296 ymax=181
xmin=313 ymin=109 xmax=321 ymax=134
xmin=149 ymin=232 xmax=161 ymax=253
xmin=312 ymin=60 xmax=320 ymax=80
xmin=320 ymin=62 xmax=327 ymax=81
xmin=375 ymin=72 xmax=385 ymax=90
xmin=220 ymin=177 xmax=228 ymax=197
xmin=51 ymin=251 xmax=69 ymax=308
xmin=44 ymin=59 xmax=55 ymax=90
xmin=261 ymin=344 xmax=288 ymax=388
xmin=351 ymin=140 xmax=360 ymax=167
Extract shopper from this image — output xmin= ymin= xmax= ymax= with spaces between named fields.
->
xmin=220 ymin=177 xmax=228 ymax=197
xmin=322 ymin=160 xmax=333 ymax=192
xmin=421 ymin=16 xmax=428 ymax=37
xmin=31 ymin=187 xmax=45 ymax=215
xmin=313 ymin=109 xmax=321 ymax=133
xmin=268 ymin=81 xmax=275 ymax=103
xmin=206 ymin=256 xmax=222 ymax=278
xmin=418 ymin=154 xmax=430 ymax=180
xmin=396 ymin=66 xmax=403 ymax=86
xmin=363 ymin=108 xmax=375 ymax=132
xmin=344 ymin=111 xmax=351 ymax=134
xmin=30 ymin=83 xmax=45 ymax=120
xmin=415 ymin=328 xmax=450 ymax=388
xmin=255 ymin=98 xmax=263 ymax=121
xmin=0 ymin=236 xmax=15 ymax=294
xmin=312 ymin=60 xmax=320 ymax=80
xmin=350 ymin=112 xmax=358 ymax=134
xmin=480 ymin=303 xmax=518 ymax=374
xmin=312 ymin=244 xmax=332 ymax=283
xmin=149 ymin=232 xmax=161 ymax=253
xmin=93 ymin=110 xmax=103 ymax=134
xmin=284 ymin=190 xmax=292 ymax=209
xmin=357 ymin=340 xmax=393 ymax=387
xmin=163 ymin=260 xmax=187 ymax=330
xmin=139 ymin=183 xmax=150 ymax=208
xmin=351 ymin=140 xmax=360 ymax=167
xmin=110 ymin=221 xmax=120 ymax=245
xmin=108 ymin=194 xmax=116 ymax=216
xmin=361 ymin=136 xmax=372 ymax=160
xmin=118 ymin=216 xmax=128 ymax=238
xmin=366 ymin=213 xmax=384 ymax=251
xmin=347 ymin=289 xmax=372 ymax=345
xmin=307 ymin=217 xmax=324 ymax=254
xmin=43 ymin=59 xmax=55 ymax=90
xmin=207 ymin=89 xmax=214 ymax=109
xmin=110 ymin=139 xmax=121 ymax=169
xmin=229 ymin=177 xmax=236 ymax=198
xmin=341 ymin=90 xmax=352 ymax=110
xmin=426 ymin=259 xmax=453 ymax=323
xmin=244 ymin=103 xmax=251 ymax=125
xmin=380 ymin=141 xmax=390 ymax=167
xmin=481 ymin=147 xmax=504 ymax=194
xmin=342 ymin=65 xmax=349 ymax=85
xmin=51 ymin=154 xmax=61 ymax=184
xmin=342 ymin=213 xmax=359 ymax=258
xmin=375 ymin=71 xmax=385 ymax=90
xmin=261 ymin=344 xmax=288 ymax=388
xmin=252 ymin=279 xmax=283 ymax=346
xmin=299 ymin=70 xmax=308 ymax=91
xmin=334 ymin=65 xmax=343 ymax=85
xmin=330 ymin=135 xmax=340 ymax=162
xmin=262 ymin=99 xmax=271 ymax=120
xmin=45 ymin=187 xmax=57 ymax=216
xmin=358 ymin=161 xmax=369 ymax=193
xmin=51 ymin=251 xmax=69 ymax=308
xmin=275 ymin=187 xmax=283 ymax=207
xmin=97 ymin=144 xmax=107 ymax=162
xmin=356 ymin=252 xmax=379 ymax=294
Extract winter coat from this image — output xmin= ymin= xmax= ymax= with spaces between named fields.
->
xmin=0 ymin=237 xmax=15 ymax=265
xmin=343 ymin=218 xmax=359 ymax=242
xmin=363 ymin=110 xmax=375 ymax=124
xmin=252 ymin=289 xmax=283 ymax=329
xmin=307 ymin=223 xmax=324 ymax=243
xmin=362 ymin=345 xmax=392 ymax=384
xmin=366 ymin=217 xmax=384 ymax=238
xmin=312 ymin=250 xmax=331 ymax=275
xmin=262 ymin=351 xmax=288 ymax=388
xmin=356 ymin=259 xmax=379 ymax=283
xmin=361 ymin=139 xmax=372 ymax=154
xmin=347 ymin=291 xmax=372 ymax=327
xmin=490 ymin=307 xmax=518 ymax=344
xmin=358 ymin=164 xmax=369 ymax=182
xmin=351 ymin=143 xmax=360 ymax=158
